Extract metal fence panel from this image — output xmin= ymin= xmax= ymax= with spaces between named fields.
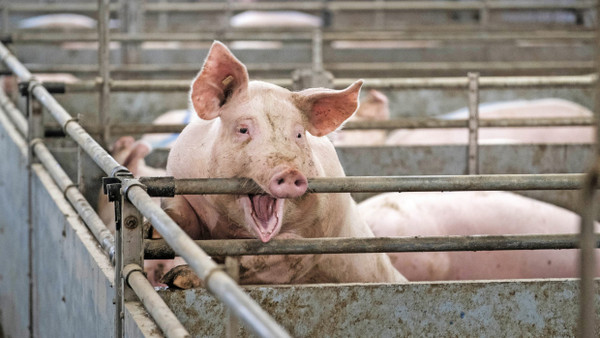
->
xmin=0 ymin=100 xmax=30 ymax=338
xmin=160 ymin=279 xmax=600 ymax=337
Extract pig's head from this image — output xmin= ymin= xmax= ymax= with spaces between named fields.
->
xmin=353 ymin=89 xmax=389 ymax=121
xmin=189 ymin=41 xmax=362 ymax=242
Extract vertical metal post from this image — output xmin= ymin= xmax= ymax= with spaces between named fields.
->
xmin=1 ymin=0 xmax=9 ymax=36
xmin=120 ymin=0 xmax=144 ymax=65
xmin=225 ymin=257 xmax=240 ymax=338
xmin=26 ymin=82 xmax=43 ymax=338
xmin=120 ymin=180 xmax=144 ymax=304
xmin=312 ymin=28 xmax=323 ymax=75
xmin=98 ymin=0 xmax=111 ymax=149
xmin=467 ymin=72 xmax=480 ymax=175
xmin=113 ymin=183 xmax=123 ymax=338
xmin=578 ymin=3 xmax=600 ymax=337
xmin=480 ymin=0 xmax=490 ymax=28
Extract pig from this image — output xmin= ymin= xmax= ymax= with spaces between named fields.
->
xmin=159 ymin=41 xmax=405 ymax=287
xmin=386 ymin=98 xmax=594 ymax=145
xmin=139 ymin=109 xmax=199 ymax=149
xmin=330 ymin=89 xmax=390 ymax=146
xmin=358 ymin=191 xmax=600 ymax=281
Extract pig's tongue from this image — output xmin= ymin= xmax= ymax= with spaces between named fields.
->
xmin=251 ymin=195 xmax=276 ymax=224
xmin=248 ymin=194 xmax=282 ymax=242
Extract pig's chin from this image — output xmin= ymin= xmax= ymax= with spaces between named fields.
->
xmin=240 ymin=195 xmax=285 ymax=242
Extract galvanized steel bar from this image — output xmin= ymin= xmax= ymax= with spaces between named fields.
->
xmin=468 ymin=72 xmax=480 ymax=175
xmin=0 ymin=42 xmax=123 ymax=176
xmin=578 ymin=2 xmax=600 ymax=335
xmin=334 ymin=74 xmax=597 ymax=90
xmin=6 ymin=30 xmax=594 ymax=43
xmin=5 ymin=1 xmax=591 ymax=13
xmin=0 ymin=87 xmax=116 ymax=261
xmin=144 ymin=234 xmax=600 ymax=259
xmin=18 ymin=61 xmax=596 ymax=76
xmin=123 ymin=264 xmax=190 ymax=338
xmin=125 ymin=186 xmax=291 ymax=338
xmin=50 ymin=116 xmax=593 ymax=137
xmin=61 ymin=75 xmax=596 ymax=93
xmin=139 ymin=174 xmax=586 ymax=196
xmin=98 ymin=0 xmax=111 ymax=148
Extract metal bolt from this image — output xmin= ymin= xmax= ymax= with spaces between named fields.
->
xmin=124 ymin=216 xmax=138 ymax=229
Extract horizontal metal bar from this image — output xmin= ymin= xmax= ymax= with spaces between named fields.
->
xmin=4 ymin=1 xmax=593 ymax=14
xmin=42 ymin=116 xmax=595 ymax=137
xmin=123 ymin=264 xmax=190 ymax=338
xmin=59 ymin=74 xmax=596 ymax=93
xmin=0 ymin=86 xmax=116 ymax=262
xmin=125 ymin=185 xmax=290 ymax=338
xmin=144 ymin=234 xmax=600 ymax=259
xmin=6 ymin=30 xmax=595 ymax=44
xmin=139 ymin=174 xmax=585 ymax=197
xmin=334 ymin=74 xmax=597 ymax=90
xmin=20 ymin=61 xmax=596 ymax=76
xmin=0 ymin=42 xmax=125 ymax=177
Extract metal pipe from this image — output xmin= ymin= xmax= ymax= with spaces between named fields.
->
xmin=144 ymin=234 xmax=600 ymax=259
xmin=139 ymin=174 xmax=586 ymax=197
xmin=6 ymin=30 xmax=595 ymax=44
xmin=125 ymin=186 xmax=290 ymax=338
xmin=15 ymin=61 xmax=598 ymax=76
xmin=60 ymin=75 xmax=596 ymax=93
xmin=468 ymin=72 xmax=480 ymax=175
xmin=43 ymin=116 xmax=596 ymax=137
xmin=3 ymin=1 xmax=594 ymax=13
xmin=0 ymin=42 xmax=123 ymax=176
xmin=98 ymin=0 xmax=111 ymax=148
xmin=123 ymin=264 xmax=190 ymax=338
xmin=0 ymin=87 xmax=116 ymax=262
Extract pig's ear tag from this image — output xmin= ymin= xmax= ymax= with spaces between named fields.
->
xmin=222 ymin=75 xmax=234 ymax=87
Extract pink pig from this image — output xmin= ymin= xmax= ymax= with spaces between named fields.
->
xmin=359 ymin=191 xmax=600 ymax=281
xmin=160 ymin=41 xmax=405 ymax=286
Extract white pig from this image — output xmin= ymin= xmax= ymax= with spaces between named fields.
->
xmin=331 ymin=89 xmax=390 ymax=146
xmin=160 ymin=41 xmax=405 ymax=286
xmin=386 ymin=98 xmax=594 ymax=145
xmin=359 ymin=191 xmax=599 ymax=281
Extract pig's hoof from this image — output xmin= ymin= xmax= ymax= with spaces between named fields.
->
xmin=160 ymin=265 xmax=203 ymax=289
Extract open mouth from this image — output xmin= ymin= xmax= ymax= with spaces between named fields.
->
xmin=241 ymin=194 xmax=284 ymax=242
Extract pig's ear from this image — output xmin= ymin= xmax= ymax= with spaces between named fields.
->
xmin=190 ymin=41 xmax=249 ymax=120
xmin=294 ymin=80 xmax=363 ymax=137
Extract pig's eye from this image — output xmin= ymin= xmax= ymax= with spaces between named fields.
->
xmin=239 ymin=127 xmax=248 ymax=134
xmin=297 ymin=133 xmax=302 ymax=139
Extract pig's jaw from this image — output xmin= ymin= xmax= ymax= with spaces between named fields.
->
xmin=240 ymin=195 xmax=285 ymax=242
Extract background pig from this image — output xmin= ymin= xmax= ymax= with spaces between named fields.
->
xmin=139 ymin=109 xmax=199 ymax=149
xmin=160 ymin=41 xmax=404 ymax=286
xmin=330 ymin=89 xmax=390 ymax=146
xmin=359 ymin=191 xmax=599 ymax=281
xmin=386 ymin=98 xmax=594 ymax=145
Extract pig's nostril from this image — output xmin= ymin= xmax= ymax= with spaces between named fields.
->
xmin=294 ymin=180 xmax=304 ymax=187
xmin=277 ymin=178 xmax=285 ymax=185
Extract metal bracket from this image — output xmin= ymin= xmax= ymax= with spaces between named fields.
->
xmin=18 ymin=80 xmax=66 ymax=96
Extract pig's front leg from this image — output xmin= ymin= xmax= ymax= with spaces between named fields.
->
xmin=159 ymin=195 xmax=209 ymax=239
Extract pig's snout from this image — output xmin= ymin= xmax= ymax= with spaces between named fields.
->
xmin=269 ymin=168 xmax=308 ymax=198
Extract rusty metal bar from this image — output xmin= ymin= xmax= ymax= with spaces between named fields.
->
xmin=139 ymin=174 xmax=585 ymax=197
xmin=125 ymin=186 xmax=291 ymax=338
xmin=144 ymin=234 xmax=600 ymax=259
xmin=123 ymin=264 xmax=190 ymax=338
xmin=468 ymin=72 xmax=480 ymax=175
